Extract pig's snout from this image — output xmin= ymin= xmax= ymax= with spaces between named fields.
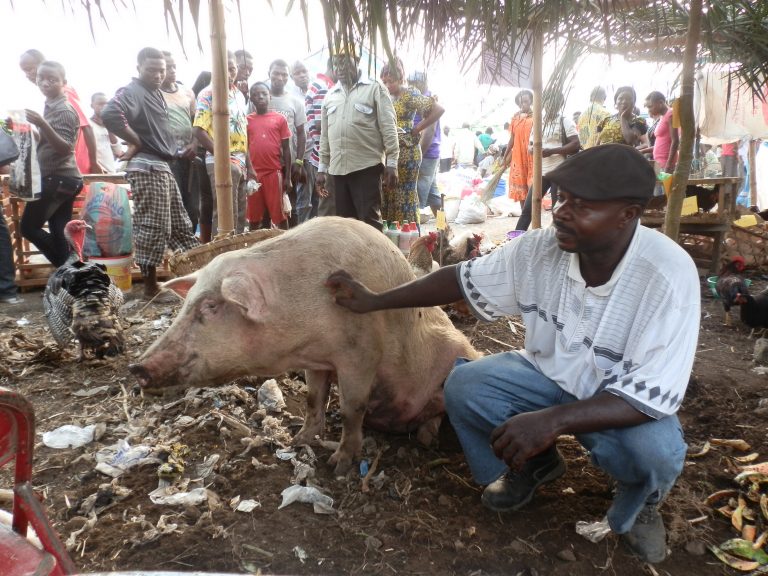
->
xmin=129 ymin=363 xmax=153 ymax=388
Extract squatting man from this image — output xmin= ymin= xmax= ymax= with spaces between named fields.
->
xmin=326 ymin=144 xmax=700 ymax=564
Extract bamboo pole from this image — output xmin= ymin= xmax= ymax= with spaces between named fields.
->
xmin=531 ymin=29 xmax=543 ymax=229
xmin=209 ymin=0 xmax=234 ymax=237
xmin=749 ymin=140 xmax=758 ymax=207
xmin=663 ymin=0 xmax=702 ymax=240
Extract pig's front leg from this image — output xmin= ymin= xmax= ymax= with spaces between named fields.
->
xmin=330 ymin=370 xmax=375 ymax=475
xmin=292 ymin=369 xmax=333 ymax=447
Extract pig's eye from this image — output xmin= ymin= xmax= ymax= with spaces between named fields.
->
xmin=198 ymin=300 xmax=218 ymax=321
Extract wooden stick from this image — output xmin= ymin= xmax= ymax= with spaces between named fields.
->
xmin=361 ymin=449 xmax=383 ymax=493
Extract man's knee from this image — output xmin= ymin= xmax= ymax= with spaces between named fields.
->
xmin=588 ymin=418 xmax=686 ymax=483
xmin=444 ymin=359 xmax=481 ymax=413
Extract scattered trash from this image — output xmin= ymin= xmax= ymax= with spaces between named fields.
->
xmin=359 ymin=459 xmax=370 ymax=477
xmin=152 ymin=316 xmax=171 ymax=330
xmin=16 ymin=317 xmax=30 ymax=326
xmin=95 ymin=440 xmax=154 ymax=478
xmin=278 ymin=485 xmax=334 ymax=511
xmin=192 ymin=454 xmax=220 ymax=480
xmin=257 ymin=379 xmax=286 ymax=412
xmin=71 ymin=385 xmax=110 ymax=397
xmin=42 ymin=424 xmax=98 ymax=449
xmin=711 ymin=438 xmax=752 ymax=451
xmin=293 ymin=546 xmax=308 ymax=563
xmin=235 ymin=498 xmax=261 ymax=512
xmin=149 ymin=486 xmax=209 ymax=506
xmin=276 ymin=447 xmax=297 ymax=460
xmin=556 ymin=548 xmax=577 ymax=562
xmin=575 ymin=517 xmax=612 ymax=543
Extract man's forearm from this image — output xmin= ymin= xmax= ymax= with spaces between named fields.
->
xmin=81 ymin=124 xmax=99 ymax=166
xmin=374 ymin=265 xmax=464 ymax=310
xmin=545 ymin=392 xmax=651 ymax=437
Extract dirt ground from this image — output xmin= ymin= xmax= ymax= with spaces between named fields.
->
xmin=1 ymin=221 xmax=767 ymax=576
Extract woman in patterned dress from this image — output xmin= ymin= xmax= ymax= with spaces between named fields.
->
xmin=502 ymin=89 xmax=534 ymax=205
xmin=380 ymin=59 xmax=444 ymax=226
xmin=596 ymin=86 xmax=648 ymax=147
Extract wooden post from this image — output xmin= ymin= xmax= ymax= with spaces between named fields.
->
xmin=663 ymin=0 xmax=702 ymax=240
xmin=209 ymin=0 xmax=234 ymax=237
xmin=531 ymin=29 xmax=543 ymax=229
xmin=749 ymin=139 xmax=758 ymax=207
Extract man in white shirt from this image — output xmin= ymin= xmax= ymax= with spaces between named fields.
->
xmin=325 ymin=145 xmax=699 ymax=565
xmin=439 ymin=125 xmax=454 ymax=172
xmin=453 ymin=122 xmax=484 ymax=167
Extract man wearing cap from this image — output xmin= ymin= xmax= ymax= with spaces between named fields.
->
xmin=317 ymin=47 xmax=399 ymax=230
xmin=325 ymin=144 xmax=699 ymax=564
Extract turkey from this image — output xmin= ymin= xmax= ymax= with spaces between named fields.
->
xmin=43 ymin=220 xmax=125 ymax=360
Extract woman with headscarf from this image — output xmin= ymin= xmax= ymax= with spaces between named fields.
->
xmin=502 ymin=89 xmax=534 ymax=205
xmin=380 ymin=59 xmax=444 ymax=227
xmin=596 ymin=86 xmax=647 ymax=147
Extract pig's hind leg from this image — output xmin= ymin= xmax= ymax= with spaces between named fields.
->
xmin=292 ymin=369 xmax=333 ymax=447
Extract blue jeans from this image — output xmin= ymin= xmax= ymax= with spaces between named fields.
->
xmin=0 ymin=209 xmax=17 ymax=298
xmin=444 ymin=352 xmax=687 ymax=534
xmin=20 ymin=175 xmax=83 ymax=267
xmin=416 ymin=156 xmax=442 ymax=211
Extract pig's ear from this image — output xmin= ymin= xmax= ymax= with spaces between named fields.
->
xmin=162 ymin=273 xmax=199 ymax=298
xmin=221 ymin=274 xmax=266 ymax=321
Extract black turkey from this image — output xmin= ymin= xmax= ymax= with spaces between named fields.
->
xmin=43 ymin=220 xmax=125 ymax=359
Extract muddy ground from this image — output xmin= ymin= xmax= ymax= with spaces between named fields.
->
xmin=1 ymin=267 xmax=767 ymax=576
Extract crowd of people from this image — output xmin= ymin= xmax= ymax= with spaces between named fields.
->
xmin=0 ymin=45 xmax=471 ymax=301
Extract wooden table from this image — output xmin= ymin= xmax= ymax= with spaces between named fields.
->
xmin=641 ymin=176 xmax=742 ymax=274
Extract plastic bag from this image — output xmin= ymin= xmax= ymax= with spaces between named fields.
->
xmin=278 ymin=485 xmax=334 ymax=511
xmin=455 ymin=194 xmax=488 ymax=225
xmin=7 ymin=111 xmax=41 ymax=201
xmin=257 ymin=379 xmax=286 ymax=412
xmin=42 ymin=424 xmax=96 ymax=449
xmin=282 ymin=192 xmax=292 ymax=214
xmin=82 ymin=182 xmax=133 ymax=257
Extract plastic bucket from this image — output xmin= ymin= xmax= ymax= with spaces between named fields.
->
xmin=90 ymin=255 xmax=133 ymax=291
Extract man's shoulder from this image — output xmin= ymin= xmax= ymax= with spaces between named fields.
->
xmin=634 ymin=226 xmax=699 ymax=284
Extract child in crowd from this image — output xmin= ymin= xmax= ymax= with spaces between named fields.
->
xmin=245 ymin=82 xmax=292 ymax=230
xmin=20 ymin=61 xmax=83 ymax=267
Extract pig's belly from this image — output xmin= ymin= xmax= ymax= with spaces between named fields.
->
xmin=364 ymin=381 xmax=444 ymax=433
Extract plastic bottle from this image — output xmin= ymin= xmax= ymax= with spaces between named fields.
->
xmin=398 ymin=220 xmax=412 ymax=256
xmin=385 ymin=222 xmax=399 ymax=245
xmin=408 ymin=222 xmax=419 ymax=249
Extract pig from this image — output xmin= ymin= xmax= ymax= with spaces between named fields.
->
xmin=129 ymin=216 xmax=480 ymax=474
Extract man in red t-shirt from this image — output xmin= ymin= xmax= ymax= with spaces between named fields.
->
xmin=246 ymin=82 xmax=292 ymax=229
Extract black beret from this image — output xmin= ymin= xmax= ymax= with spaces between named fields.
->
xmin=546 ymin=144 xmax=656 ymax=202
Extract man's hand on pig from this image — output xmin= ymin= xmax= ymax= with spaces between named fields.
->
xmin=326 ymin=270 xmax=379 ymax=313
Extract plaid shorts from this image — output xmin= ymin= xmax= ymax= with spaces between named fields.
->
xmin=126 ymin=170 xmax=199 ymax=268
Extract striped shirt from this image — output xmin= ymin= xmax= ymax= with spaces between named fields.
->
xmin=305 ymin=73 xmax=335 ymax=168
xmin=457 ymin=225 xmax=700 ymax=419
xmin=37 ymin=94 xmax=80 ymax=178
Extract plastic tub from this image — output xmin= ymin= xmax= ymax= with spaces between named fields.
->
xmin=90 ymin=255 xmax=133 ymax=292
xmin=506 ymin=230 xmax=525 ymax=241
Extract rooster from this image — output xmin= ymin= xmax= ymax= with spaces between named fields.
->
xmin=738 ymin=286 xmax=768 ymax=337
xmin=435 ymin=226 xmax=485 ymax=266
xmin=715 ymin=256 xmax=748 ymax=326
xmin=44 ymin=220 xmax=125 ymax=360
xmin=408 ymin=232 xmax=440 ymax=277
